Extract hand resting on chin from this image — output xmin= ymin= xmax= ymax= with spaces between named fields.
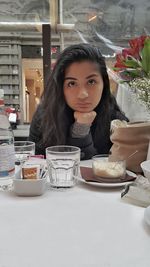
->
xmin=74 ymin=111 xmax=97 ymax=125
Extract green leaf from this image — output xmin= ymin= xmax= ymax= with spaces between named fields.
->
xmin=125 ymin=69 xmax=143 ymax=78
xmin=113 ymin=67 xmax=121 ymax=71
xmin=124 ymin=57 xmax=141 ymax=68
xmin=141 ymin=38 xmax=150 ymax=75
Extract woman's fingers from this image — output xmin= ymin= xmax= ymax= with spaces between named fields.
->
xmin=74 ymin=111 xmax=97 ymax=125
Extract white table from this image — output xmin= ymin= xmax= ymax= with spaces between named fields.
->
xmin=0 ymin=161 xmax=150 ymax=267
xmin=116 ymin=83 xmax=150 ymax=122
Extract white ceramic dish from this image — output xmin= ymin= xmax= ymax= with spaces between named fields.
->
xmin=13 ymin=177 xmax=47 ymax=196
xmin=141 ymin=160 xmax=150 ymax=180
xmin=14 ymin=162 xmax=47 ymax=196
xmin=79 ymin=170 xmax=136 ymax=188
xmin=144 ymin=206 xmax=150 ymax=226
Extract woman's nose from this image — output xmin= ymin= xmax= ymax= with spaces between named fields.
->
xmin=78 ymin=88 xmax=88 ymax=99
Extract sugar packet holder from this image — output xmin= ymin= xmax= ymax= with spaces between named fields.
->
xmin=22 ymin=164 xmax=40 ymax=179
xmin=22 ymin=161 xmax=47 ymax=180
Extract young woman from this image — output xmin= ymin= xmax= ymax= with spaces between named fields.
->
xmin=29 ymin=43 xmax=128 ymax=159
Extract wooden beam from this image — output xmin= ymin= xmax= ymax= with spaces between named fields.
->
xmin=42 ymin=24 xmax=51 ymax=91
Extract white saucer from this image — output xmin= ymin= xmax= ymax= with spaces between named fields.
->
xmin=79 ymin=160 xmax=137 ymax=188
xmin=79 ymin=170 xmax=136 ymax=188
xmin=80 ymin=160 xmax=136 ymax=187
xmin=144 ymin=206 xmax=150 ymax=226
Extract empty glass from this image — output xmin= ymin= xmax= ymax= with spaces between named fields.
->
xmin=46 ymin=145 xmax=81 ymax=188
xmin=14 ymin=141 xmax=35 ymax=164
xmin=0 ymin=128 xmax=15 ymax=191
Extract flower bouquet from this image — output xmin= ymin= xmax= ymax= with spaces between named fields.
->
xmin=114 ymin=35 xmax=150 ymax=109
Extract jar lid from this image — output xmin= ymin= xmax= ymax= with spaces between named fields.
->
xmin=0 ymin=99 xmax=4 ymax=105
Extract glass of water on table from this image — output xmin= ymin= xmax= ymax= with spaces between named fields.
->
xmin=46 ymin=145 xmax=81 ymax=188
xmin=14 ymin=141 xmax=35 ymax=165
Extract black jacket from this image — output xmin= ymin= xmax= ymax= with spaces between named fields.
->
xmin=29 ymin=104 xmax=128 ymax=160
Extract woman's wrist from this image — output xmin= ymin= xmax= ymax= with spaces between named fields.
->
xmin=71 ymin=121 xmax=91 ymax=138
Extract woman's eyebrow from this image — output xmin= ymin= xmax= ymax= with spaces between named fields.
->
xmin=86 ymin=74 xmax=99 ymax=79
xmin=64 ymin=74 xmax=99 ymax=81
xmin=64 ymin=77 xmax=77 ymax=80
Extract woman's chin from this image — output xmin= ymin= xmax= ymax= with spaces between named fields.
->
xmin=74 ymin=106 xmax=93 ymax=113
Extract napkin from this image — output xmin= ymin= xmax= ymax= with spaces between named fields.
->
xmin=110 ymin=120 xmax=150 ymax=173
xmin=121 ymin=175 xmax=150 ymax=207
xmin=80 ymin=166 xmax=135 ymax=183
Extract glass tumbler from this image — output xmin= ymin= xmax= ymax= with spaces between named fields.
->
xmin=0 ymin=128 xmax=15 ymax=190
xmin=46 ymin=145 xmax=81 ymax=188
xmin=14 ymin=141 xmax=35 ymax=164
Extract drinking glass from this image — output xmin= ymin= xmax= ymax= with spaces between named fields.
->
xmin=0 ymin=128 xmax=15 ymax=191
xmin=46 ymin=145 xmax=80 ymax=188
xmin=14 ymin=141 xmax=35 ymax=164
xmin=92 ymin=154 xmax=126 ymax=179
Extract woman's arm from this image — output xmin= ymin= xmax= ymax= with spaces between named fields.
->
xmin=67 ymin=130 xmax=98 ymax=160
xmin=67 ymin=111 xmax=98 ymax=160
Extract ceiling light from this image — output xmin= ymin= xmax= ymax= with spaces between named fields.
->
xmin=88 ymin=15 xmax=97 ymax=22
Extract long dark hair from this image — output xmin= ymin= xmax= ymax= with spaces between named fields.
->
xmin=40 ymin=43 xmax=119 ymax=147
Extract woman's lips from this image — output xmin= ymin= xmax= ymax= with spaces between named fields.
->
xmin=76 ymin=103 xmax=91 ymax=108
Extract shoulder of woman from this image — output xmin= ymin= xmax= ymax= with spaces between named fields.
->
xmin=109 ymin=95 xmax=129 ymax=122
xmin=33 ymin=104 xmax=43 ymax=119
xmin=30 ymin=104 xmax=44 ymax=130
xmin=111 ymin=108 xmax=129 ymax=122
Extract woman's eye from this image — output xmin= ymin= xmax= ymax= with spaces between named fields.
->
xmin=67 ymin=81 xmax=77 ymax=87
xmin=88 ymin=79 xmax=96 ymax=85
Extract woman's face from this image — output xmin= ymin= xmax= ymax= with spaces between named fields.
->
xmin=63 ymin=61 xmax=104 ymax=112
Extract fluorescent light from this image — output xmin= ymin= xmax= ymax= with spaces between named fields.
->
xmin=88 ymin=15 xmax=97 ymax=22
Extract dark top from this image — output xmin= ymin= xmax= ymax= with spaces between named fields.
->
xmin=29 ymin=103 xmax=128 ymax=160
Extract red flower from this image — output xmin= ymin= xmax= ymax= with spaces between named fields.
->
xmin=113 ymin=35 xmax=150 ymax=81
xmin=122 ymin=48 xmax=138 ymax=59
xmin=128 ymin=35 xmax=148 ymax=59
xmin=114 ymin=54 xmax=126 ymax=68
xmin=129 ymin=35 xmax=147 ymax=50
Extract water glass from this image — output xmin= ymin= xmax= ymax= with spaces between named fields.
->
xmin=46 ymin=145 xmax=80 ymax=188
xmin=14 ymin=141 xmax=35 ymax=164
xmin=0 ymin=128 xmax=15 ymax=191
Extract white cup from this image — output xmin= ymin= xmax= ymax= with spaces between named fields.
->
xmin=46 ymin=145 xmax=80 ymax=188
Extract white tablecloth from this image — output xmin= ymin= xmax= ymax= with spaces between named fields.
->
xmin=0 ymin=161 xmax=150 ymax=267
xmin=116 ymin=83 xmax=150 ymax=122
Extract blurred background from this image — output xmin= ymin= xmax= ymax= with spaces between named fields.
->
xmin=0 ymin=0 xmax=149 ymax=124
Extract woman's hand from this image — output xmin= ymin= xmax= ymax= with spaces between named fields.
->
xmin=74 ymin=111 xmax=97 ymax=125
